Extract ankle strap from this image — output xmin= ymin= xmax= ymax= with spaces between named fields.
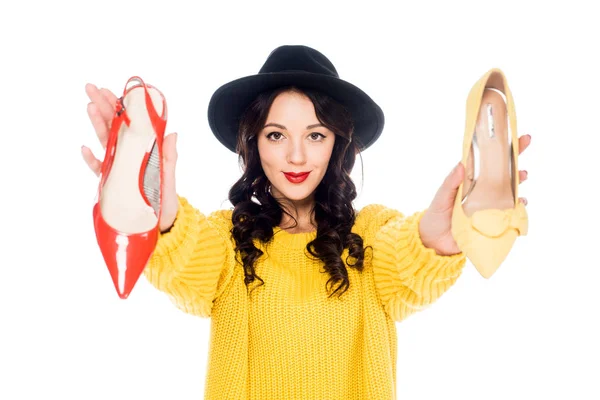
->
xmin=120 ymin=76 xmax=167 ymax=135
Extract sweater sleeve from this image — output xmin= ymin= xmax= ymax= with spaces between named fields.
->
xmin=142 ymin=195 xmax=236 ymax=318
xmin=358 ymin=204 xmax=466 ymax=322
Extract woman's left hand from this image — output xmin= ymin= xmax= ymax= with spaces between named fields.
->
xmin=418 ymin=134 xmax=532 ymax=256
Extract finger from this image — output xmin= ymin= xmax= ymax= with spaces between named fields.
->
xmin=162 ymin=133 xmax=178 ymax=194
xmin=445 ymin=161 xmax=464 ymax=191
xmin=87 ymin=102 xmax=109 ymax=149
xmin=519 ymin=170 xmax=528 ymax=183
xmin=163 ymin=132 xmax=178 ymax=164
xmin=518 ymin=134 xmax=531 ymax=155
xmin=429 ymin=162 xmax=464 ymax=212
xmin=81 ymin=145 xmax=102 ymax=176
xmin=99 ymin=88 xmax=118 ymax=109
xmin=85 ymin=83 xmax=115 ymax=123
xmin=161 ymin=133 xmax=178 ymax=218
xmin=519 ymin=197 xmax=528 ymax=206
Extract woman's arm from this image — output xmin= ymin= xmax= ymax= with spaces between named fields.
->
xmin=358 ymin=205 xmax=466 ymax=322
xmin=143 ymin=195 xmax=236 ymax=318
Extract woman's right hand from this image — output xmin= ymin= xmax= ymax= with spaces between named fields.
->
xmin=82 ymin=83 xmax=179 ymax=232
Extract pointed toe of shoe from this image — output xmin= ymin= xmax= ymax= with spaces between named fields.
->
xmin=93 ymin=203 xmax=158 ymax=299
xmin=463 ymin=233 xmax=518 ymax=278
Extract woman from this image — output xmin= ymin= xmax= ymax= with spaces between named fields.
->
xmin=82 ymin=45 xmax=531 ymax=399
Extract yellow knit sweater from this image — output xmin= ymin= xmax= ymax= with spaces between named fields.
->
xmin=143 ymin=196 xmax=466 ymax=400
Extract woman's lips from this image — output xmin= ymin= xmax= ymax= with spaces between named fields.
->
xmin=283 ymin=171 xmax=310 ymax=183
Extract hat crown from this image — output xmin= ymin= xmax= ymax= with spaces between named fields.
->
xmin=259 ymin=45 xmax=339 ymax=77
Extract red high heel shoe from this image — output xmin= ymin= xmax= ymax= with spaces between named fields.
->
xmin=93 ymin=76 xmax=167 ymax=299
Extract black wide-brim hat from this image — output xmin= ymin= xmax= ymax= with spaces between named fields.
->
xmin=207 ymin=45 xmax=385 ymax=153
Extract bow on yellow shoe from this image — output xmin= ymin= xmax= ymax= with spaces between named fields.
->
xmin=470 ymin=202 xmax=528 ymax=238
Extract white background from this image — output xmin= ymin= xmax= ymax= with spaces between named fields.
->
xmin=1 ymin=1 xmax=598 ymax=399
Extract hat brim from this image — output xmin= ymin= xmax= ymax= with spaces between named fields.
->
xmin=207 ymin=71 xmax=384 ymax=153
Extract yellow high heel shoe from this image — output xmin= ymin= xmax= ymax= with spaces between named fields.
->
xmin=451 ymin=68 xmax=528 ymax=279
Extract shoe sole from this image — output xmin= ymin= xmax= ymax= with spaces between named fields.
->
xmin=461 ymin=88 xmax=515 ymax=216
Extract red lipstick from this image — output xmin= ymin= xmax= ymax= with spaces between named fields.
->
xmin=283 ymin=171 xmax=310 ymax=183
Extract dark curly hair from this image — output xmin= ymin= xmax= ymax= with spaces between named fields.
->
xmin=228 ymin=86 xmax=369 ymax=298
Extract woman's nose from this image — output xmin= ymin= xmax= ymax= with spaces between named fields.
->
xmin=287 ymin=140 xmax=307 ymax=165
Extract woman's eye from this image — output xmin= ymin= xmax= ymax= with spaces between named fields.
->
xmin=266 ymin=132 xmax=325 ymax=141
xmin=266 ymin=132 xmax=283 ymax=141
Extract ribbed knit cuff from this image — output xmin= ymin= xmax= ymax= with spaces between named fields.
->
xmin=400 ymin=211 xmax=466 ymax=284
xmin=372 ymin=210 xmax=466 ymax=310
xmin=152 ymin=196 xmax=205 ymax=262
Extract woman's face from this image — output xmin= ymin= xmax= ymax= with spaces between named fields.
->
xmin=257 ymin=91 xmax=336 ymax=204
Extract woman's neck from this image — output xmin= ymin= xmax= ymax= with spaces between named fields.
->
xmin=276 ymin=197 xmax=317 ymax=233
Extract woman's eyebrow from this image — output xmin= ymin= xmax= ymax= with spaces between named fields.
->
xmin=263 ymin=123 xmax=286 ymax=130
xmin=263 ymin=123 xmax=325 ymax=130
